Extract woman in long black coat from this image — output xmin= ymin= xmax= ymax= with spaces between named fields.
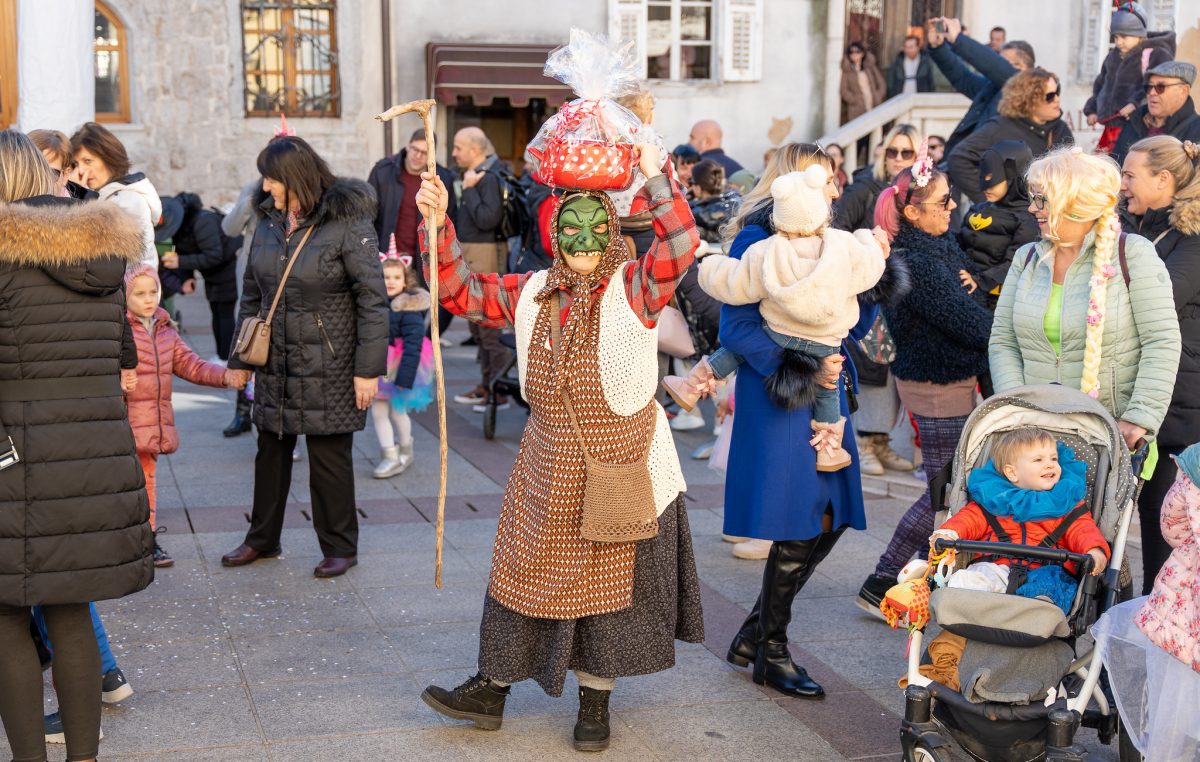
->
xmin=1119 ymin=134 xmax=1200 ymax=593
xmin=222 ymin=137 xmax=388 ymax=578
xmin=0 ymin=129 xmax=152 ymax=762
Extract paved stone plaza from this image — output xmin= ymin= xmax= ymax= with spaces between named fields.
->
xmin=20 ymin=296 xmax=1136 ymax=761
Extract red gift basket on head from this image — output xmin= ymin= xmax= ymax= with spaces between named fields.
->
xmin=527 ymin=29 xmax=650 ymax=192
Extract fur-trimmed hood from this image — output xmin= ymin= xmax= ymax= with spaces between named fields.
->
xmin=390 ymin=287 xmax=430 ymax=313
xmin=1171 ymin=192 xmax=1200 ymax=237
xmin=0 ymin=196 xmax=145 ymax=266
xmin=255 ymin=176 xmax=377 ymax=226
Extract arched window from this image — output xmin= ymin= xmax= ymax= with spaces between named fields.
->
xmin=94 ymin=1 xmax=131 ymax=123
xmin=241 ymin=0 xmax=340 ymax=117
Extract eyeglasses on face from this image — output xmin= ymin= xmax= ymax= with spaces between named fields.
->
xmin=1044 ymin=87 xmax=1061 ymax=103
xmin=916 ymin=195 xmax=953 ymax=210
xmin=885 ymin=147 xmax=916 ymax=160
xmin=1030 ymin=193 xmax=1048 ymax=210
xmin=1144 ymin=81 xmax=1185 ymax=95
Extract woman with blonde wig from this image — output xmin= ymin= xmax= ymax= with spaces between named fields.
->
xmin=1119 ymin=135 xmax=1200 ymax=592
xmin=990 ymin=147 xmax=1180 ymax=450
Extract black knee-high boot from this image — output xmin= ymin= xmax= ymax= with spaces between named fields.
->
xmin=751 ymin=531 xmax=845 ymax=698
xmin=726 ymin=529 xmax=844 ymax=669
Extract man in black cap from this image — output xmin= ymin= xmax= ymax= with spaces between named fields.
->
xmin=1111 ymin=60 xmax=1200 ymax=164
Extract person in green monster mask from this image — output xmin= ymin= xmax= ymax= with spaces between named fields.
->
xmin=412 ymin=145 xmax=704 ymax=752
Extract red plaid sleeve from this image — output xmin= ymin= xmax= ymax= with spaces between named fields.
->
xmin=623 ymin=173 xmax=701 ymax=327
xmin=418 ymin=219 xmax=529 ymax=329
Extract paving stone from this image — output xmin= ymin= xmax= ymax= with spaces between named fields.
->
xmin=219 ymin=589 xmax=376 ymax=636
xmin=444 ymin=715 xmax=661 ymax=761
xmin=357 ymin=582 xmax=488 ymax=628
xmin=350 ymin=548 xmax=484 ymax=588
xmin=92 ymin=686 xmax=262 ymax=755
xmin=114 ymin=634 xmax=242 ymax=692
xmin=382 ymin=621 xmax=481 ymax=671
xmin=236 ymin=629 xmax=404 ymax=684
xmin=250 ymin=675 xmax=435 ymax=740
xmin=268 ymin=728 xmax=469 ymax=762
xmin=98 ymin=596 xmax=226 ymax=645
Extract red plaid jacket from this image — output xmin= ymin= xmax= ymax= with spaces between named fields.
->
xmin=418 ymin=174 xmax=699 ymax=329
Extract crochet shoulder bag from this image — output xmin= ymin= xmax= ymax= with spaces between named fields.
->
xmin=550 ymin=291 xmax=660 ymax=543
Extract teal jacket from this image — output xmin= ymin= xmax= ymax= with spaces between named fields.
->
xmin=989 ymin=230 xmax=1181 ymax=435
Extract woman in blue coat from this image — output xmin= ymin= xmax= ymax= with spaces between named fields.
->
xmin=718 ymin=144 xmax=890 ymax=700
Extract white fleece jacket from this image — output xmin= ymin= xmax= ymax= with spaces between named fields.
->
xmin=698 ymin=227 xmax=885 ymax=346
xmin=98 ymin=174 xmax=162 ymax=267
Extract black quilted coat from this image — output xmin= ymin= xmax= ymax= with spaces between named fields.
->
xmin=0 ymin=196 xmax=154 ymax=606
xmin=229 ymin=178 xmax=388 ymax=435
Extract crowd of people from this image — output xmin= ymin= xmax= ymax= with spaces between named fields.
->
xmin=0 ymin=4 xmax=1199 ymax=758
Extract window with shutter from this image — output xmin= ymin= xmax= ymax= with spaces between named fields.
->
xmin=722 ymin=0 xmax=762 ymax=82
xmin=609 ymin=0 xmax=648 ymax=78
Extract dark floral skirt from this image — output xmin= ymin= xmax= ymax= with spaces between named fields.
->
xmin=478 ymin=494 xmax=704 ymax=696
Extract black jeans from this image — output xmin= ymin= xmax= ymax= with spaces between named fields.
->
xmin=209 ymin=299 xmax=238 ymax=361
xmin=1137 ymin=445 xmax=1181 ymax=595
xmin=0 ymin=603 xmax=99 ymax=762
xmin=245 ymin=431 xmax=358 ymax=558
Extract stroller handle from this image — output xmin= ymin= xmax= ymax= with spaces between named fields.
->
xmin=933 ymin=539 xmax=1095 ymax=573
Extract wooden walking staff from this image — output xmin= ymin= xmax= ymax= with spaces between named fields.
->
xmin=374 ymin=99 xmax=449 ymax=588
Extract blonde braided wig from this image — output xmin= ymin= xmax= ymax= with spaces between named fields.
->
xmin=1027 ymin=148 xmax=1123 ymax=398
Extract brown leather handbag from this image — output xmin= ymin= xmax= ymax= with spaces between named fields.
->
xmin=233 ymin=226 xmax=315 ymax=367
xmin=550 ymin=292 xmax=659 ymax=543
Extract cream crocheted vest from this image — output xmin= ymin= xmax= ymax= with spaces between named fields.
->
xmin=514 ymin=263 xmax=686 ymax=515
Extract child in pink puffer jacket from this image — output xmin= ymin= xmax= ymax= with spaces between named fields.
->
xmin=1136 ymin=441 xmax=1200 ymax=672
xmin=125 ymin=264 xmax=245 ymax=567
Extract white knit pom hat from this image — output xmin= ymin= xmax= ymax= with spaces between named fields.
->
xmin=770 ymin=165 xmax=830 ymax=235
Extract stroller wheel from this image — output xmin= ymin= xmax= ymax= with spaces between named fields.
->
xmin=911 ymin=743 xmax=951 ymax=762
xmin=483 ymin=398 xmax=497 ymax=440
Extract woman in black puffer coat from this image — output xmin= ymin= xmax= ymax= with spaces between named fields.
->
xmin=1119 ymin=134 xmax=1200 ymax=593
xmin=0 ymin=129 xmax=152 ymax=762
xmin=223 ymin=137 xmax=388 ymax=578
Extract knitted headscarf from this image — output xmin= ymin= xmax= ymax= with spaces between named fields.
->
xmin=1027 ymin=148 xmax=1122 ymax=399
xmin=534 ymin=190 xmax=631 ymax=357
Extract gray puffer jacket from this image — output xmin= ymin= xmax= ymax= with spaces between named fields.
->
xmin=989 ymin=230 xmax=1181 ymax=435
xmin=229 ymin=178 xmax=388 ymax=435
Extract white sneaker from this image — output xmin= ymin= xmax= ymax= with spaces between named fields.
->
xmin=722 ymin=534 xmax=750 ymax=543
xmin=732 ymin=538 xmax=772 ymax=560
xmin=669 ymin=407 xmax=705 ymax=431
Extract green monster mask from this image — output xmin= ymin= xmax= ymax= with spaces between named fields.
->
xmin=556 ymin=196 xmax=611 ymax=257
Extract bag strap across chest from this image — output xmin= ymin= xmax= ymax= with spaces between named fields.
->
xmin=262 ymin=225 xmax=315 ymax=322
xmin=549 ymin=291 xmax=654 ymax=462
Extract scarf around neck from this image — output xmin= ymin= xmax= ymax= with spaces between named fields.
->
xmin=967 ymin=441 xmax=1088 ymax=523
xmin=534 ymin=191 xmax=632 ymax=358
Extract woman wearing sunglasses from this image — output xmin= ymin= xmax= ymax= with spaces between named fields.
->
xmin=855 ymin=150 xmax=994 ymax=616
xmin=949 ymin=68 xmax=1074 ymax=204
xmin=991 ymin=146 xmax=1179 ymax=455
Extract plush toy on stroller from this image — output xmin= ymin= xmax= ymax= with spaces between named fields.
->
xmin=886 ymin=385 xmax=1146 ymax=762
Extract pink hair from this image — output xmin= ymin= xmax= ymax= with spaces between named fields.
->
xmin=872 ymin=164 xmax=947 ymax=241
xmin=873 ymin=184 xmax=903 ymax=241
xmin=124 ymin=262 xmax=160 ymax=290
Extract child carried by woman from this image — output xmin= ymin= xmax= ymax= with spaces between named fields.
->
xmin=664 ymin=164 xmax=898 ymax=472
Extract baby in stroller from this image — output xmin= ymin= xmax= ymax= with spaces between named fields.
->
xmin=894 ymin=387 xmax=1142 ymax=762
xmin=930 ymin=427 xmax=1110 ymax=612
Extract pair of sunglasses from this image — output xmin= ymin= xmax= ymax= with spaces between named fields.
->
xmin=916 ymin=195 xmax=953 ymax=210
xmin=1144 ymin=81 xmax=1186 ymax=95
xmin=885 ymin=147 xmax=916 ymax=160
xmin=1044 ymin=87 xmax=1061 ymax=103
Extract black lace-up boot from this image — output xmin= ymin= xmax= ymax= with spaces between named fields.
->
xmin=421 ymin=673 xmax=510 ymax=730
xmin=573 ymin=686 xmax=611 ymax=751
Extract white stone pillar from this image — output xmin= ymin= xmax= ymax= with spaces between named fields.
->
xmin=823 ymin=0 xmax=846 ymax=136
xmin=16 ymin=0 xmax=94 ymax=132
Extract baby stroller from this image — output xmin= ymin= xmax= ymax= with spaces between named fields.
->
xmin=899 ymin=384 xmax=1146 ymax=762
xmin=481 ymin=333 xmax=529 ymax=440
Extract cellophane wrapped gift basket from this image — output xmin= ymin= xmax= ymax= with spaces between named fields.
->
xmin=527 ymin=29 xmax=650 ymax=192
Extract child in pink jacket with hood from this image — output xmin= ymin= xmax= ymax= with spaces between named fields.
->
xmin=125 ymin=263 xmax=245 ymax=567
xmin=1094 ymin=440 xmax=1200 ymax=760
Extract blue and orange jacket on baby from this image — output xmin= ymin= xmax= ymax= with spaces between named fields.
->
xmin=941 ymin=442 xmax=1111 ymax=575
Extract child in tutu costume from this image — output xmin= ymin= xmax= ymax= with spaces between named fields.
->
xmin=372 ymin=250 xmax=434 ymax=478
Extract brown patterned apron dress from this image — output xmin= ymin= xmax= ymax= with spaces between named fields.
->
xmin=478 ymin=292 xmax=704 ymax=696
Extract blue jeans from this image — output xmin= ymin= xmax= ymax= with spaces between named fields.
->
xmin=32 ymin=602 xmax=117 ymax=674
xmin=707 ymin=326 xmax=842 ymax=423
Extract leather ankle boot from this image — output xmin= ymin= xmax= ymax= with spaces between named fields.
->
xmin=751 ymin=531 xmax=845 ymax=699
xmin=574 ymin=686 xmax=611 ymax=751
xmin=223 ymin=389 xmax=252 ymax=437
xmin=421 ymin=673 xmax=510 ymax=730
